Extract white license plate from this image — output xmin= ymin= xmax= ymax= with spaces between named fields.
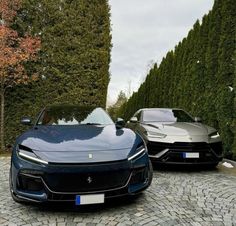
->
xmin=183 ymin=152 xmax=199 ymax=159
xmin=75 ymin=194 xmax=104 ymax=205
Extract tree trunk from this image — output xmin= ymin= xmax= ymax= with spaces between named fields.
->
xmin=0 ymin=91 xmax=5 ymax=151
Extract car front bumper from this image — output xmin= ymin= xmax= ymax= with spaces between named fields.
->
xmin=10 ymin=153 xmax=152 ymax=203
xmin=147 ymin=141 xmax=223 ymax=165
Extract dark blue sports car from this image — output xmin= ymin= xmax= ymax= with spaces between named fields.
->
xmin=10 ymin=105 xmax=152 ymax=205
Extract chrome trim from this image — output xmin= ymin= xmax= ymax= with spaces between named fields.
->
xmin=20 ymin=172 xmax=133 ymax=195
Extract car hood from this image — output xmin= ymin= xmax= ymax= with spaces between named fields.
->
xmin=142 ymin=122 xmax=214 ymax=136
xmin=17 ymin=125 xmax=139 ymax=163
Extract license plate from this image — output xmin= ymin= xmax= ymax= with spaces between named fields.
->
xmin=75 ymin=194 xmax=104 ymax=205
xmin=183 ymin=152 xmax=199 ymax=158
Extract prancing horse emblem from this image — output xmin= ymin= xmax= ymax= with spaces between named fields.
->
xmin=87 ymin=176 xmax=92 ymax=184
xmin=89 ymin=154 xmax=93 ymax=159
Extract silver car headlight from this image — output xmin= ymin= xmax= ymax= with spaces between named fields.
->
xmin=146 ymin=131 xmax=167 ymax=139
xmin=209 ymin=131 xmax=220 ymax=139
xmin=128 ymin=145 xmax=146 ymax=161
xmin=17 ymin=145 xmax=48 ymax=165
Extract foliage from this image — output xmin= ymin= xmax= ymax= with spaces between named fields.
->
xmin=107 ymin=91 xmax=127 ymax=120
xmin=4 ymin=0 xmax=111 ymax=146
xmin=0 ymin=0 xmax=41 ymax=150
xmin=118 ymin=0 xmax=236 ymax=159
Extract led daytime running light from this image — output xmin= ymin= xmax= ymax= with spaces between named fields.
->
xmin=128 ymin=147 xmax=146 ymax=161
xmin=18 ymin=150 xmax=48 ymax=165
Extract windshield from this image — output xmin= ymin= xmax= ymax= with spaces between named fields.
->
xmin=142 ymin=109 xmax=195 ymax=123
xmin=37 ymin=105 xmax=114 ymax=125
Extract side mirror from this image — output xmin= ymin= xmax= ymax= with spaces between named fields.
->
xmin=130 ymin=117 xmax=138 ymax=123
xmin=115 ymin=118 xmax=125 ymax=129
xmin=195 ymin=117 xmax=202 ymax=123
xmin=21 ymin=117 xmax=32 ymax=126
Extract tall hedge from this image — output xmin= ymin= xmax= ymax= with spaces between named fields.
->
xmin=5 ymin=0 xmax=111 ymax=146
xmin=118 ymin=0 xmax=236 ymax=158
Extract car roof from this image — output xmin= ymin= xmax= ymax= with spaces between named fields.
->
xmin=45 ymin=104 xmax=101 ymax=110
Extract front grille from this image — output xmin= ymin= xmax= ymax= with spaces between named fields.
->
xmin=147 ymin=142 xmax=212 ymax=155
xmin=163 ymin=150 xmax=215 ymax=163
xmin=148 ymin=141 xmax=222 ymax=163
xmin=43 ymin=161 xmax=131 ymax=192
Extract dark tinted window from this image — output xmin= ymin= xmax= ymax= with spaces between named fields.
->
xmin=37 ymin=106 xmax=114 ymax=125
xmin=143 ymin=109 xmax=194 ymax=123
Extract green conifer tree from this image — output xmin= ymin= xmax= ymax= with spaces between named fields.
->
xmin=5 ymin=0 xmax=111 ymax=145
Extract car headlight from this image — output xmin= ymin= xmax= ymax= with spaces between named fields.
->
xmin=128 ymin=145 xmax=146 ymax=161
xmin=17 ymin=145 xmax=48 ymax=165
xmin=145 ymin=131 xmax=167 ymax=138
xmin=209 ymin=131 xmax=220 ymax=139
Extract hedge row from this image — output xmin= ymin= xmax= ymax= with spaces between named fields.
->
xmin=118 ymin=0 xmax=236 ymax=159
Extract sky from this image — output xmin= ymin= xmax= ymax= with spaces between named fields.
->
xmin=107 ymin=0 xmax=214 ymax=106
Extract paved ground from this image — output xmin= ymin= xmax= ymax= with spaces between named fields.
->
xmin=0 ymin=157 xmax=236 ymax=226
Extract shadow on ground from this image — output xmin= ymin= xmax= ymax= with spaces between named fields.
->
xmin=152 ymin=161 xmax=236 ymax=176
xmin=152 ymin=162 xmax=218 ymax=172
xmin=20 ymin=193 xmax=143 ymax=213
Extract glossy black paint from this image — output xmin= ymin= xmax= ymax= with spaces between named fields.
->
xmin=10 ymin=106 xmax=152 ymax=204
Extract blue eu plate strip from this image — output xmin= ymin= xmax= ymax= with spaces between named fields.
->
xmin=75 ymin=196 xmax=81 ymax=205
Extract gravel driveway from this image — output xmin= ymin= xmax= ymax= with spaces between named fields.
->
xmin=0 ymin=156 xmax=236 ymax=226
